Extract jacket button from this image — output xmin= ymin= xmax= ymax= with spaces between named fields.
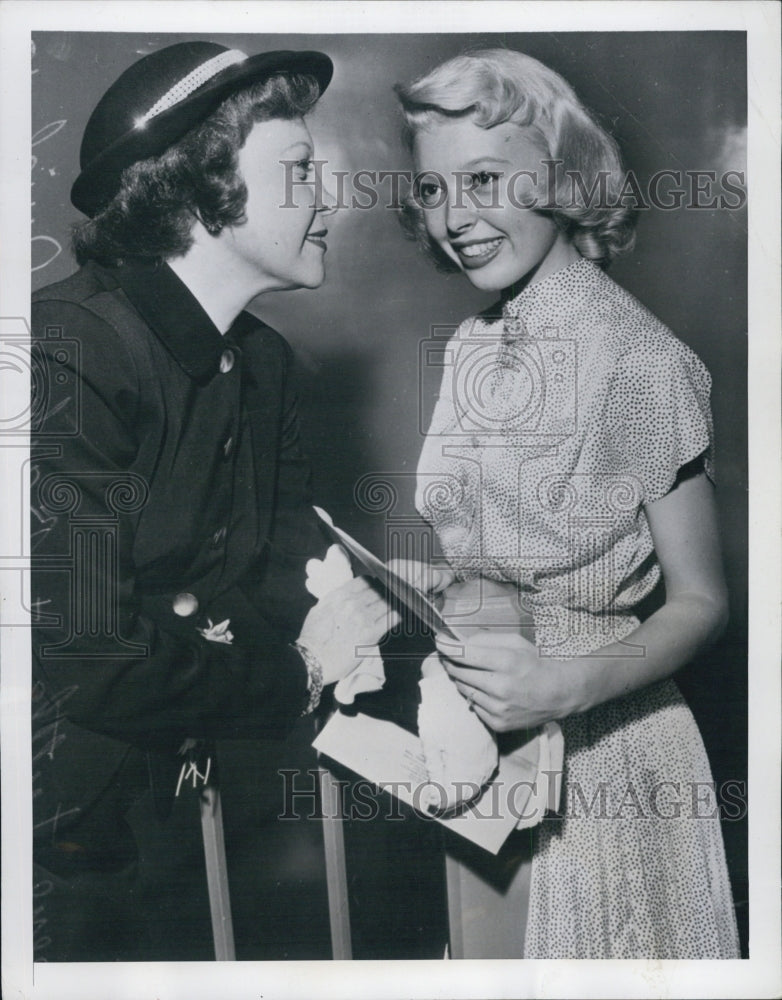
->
xmin=223 ymin=436 xmax=233 ymax=457
xmin=219 ymin=349 xmax=235 ymax=374
xmin=212 ymin=526 xmax=227 ymax=547
xmin=173 ymin=592 xmax=199 ymax=617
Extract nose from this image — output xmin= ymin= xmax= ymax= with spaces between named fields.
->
xmin=444 ymin=189 xmax=476 ymax=236
xmin=315 ymin=173 xmax=338 ymax=217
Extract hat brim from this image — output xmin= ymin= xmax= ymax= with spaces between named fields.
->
xmin=71 ymin=49 xmax=333 ymax=217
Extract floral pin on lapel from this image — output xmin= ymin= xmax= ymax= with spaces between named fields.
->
xmin=197 ymin=618 xmax=234 ymax=644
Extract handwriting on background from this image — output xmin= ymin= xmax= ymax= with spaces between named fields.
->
xmin=32 ymin=42 xmax=68 ymax=274
xmin=30 ymin=463 xmax=59 ymax=551
xmin=32 ymin=121 xmax=67 ymax=273
xmin=33 ymin=877 xmax=54 ymax=958
xmin=31 ymin=41 xmax=75 ymax=963
xmin=32 ymin=679 xmax=81 ymax=830
xmin=32 ymin=678 xmax=80 ymax=962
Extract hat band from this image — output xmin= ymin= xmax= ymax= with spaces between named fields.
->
xmin=135 ymin=49 xmax=248 ymax=128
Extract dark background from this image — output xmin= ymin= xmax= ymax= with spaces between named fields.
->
xmin=32 ymin=31 xmax=748 ymax=958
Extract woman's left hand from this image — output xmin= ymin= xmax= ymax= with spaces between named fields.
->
xmin=435 ymin=631 xmax=571 ymax=733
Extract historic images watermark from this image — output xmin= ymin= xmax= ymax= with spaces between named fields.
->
xmin=278 ymin=768 xmax=748 ymax=823
xmin=281 ymin=160 xmax=748 ymax=212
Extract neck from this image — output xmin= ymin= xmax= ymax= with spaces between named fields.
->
xmin=167 ymin=226 xmax=267 ymax=334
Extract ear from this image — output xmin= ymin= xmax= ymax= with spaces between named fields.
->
xmin=193 ymin=210 xmax=224 ymax=236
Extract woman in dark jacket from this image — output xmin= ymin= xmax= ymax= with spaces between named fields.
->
xmin=31 ymin=40 xmax=394 ymax=961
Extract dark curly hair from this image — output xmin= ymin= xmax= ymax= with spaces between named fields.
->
xmin=395 ymin=49 xmax=637 ymax=270
xmin=72 ymin=72 xmax=321 ymax=267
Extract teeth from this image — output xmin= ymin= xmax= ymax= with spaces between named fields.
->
xmin=458 ymin=238 xmax=502 ymax=258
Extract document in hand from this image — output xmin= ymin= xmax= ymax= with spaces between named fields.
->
xmin=312 ymin=506 xmax=463 ymax=641
xmin=313 ymin=711 xmax=563 ymax=855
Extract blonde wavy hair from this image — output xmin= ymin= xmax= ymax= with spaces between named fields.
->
xmin=395 ymin=48 xmax=636 ymax=268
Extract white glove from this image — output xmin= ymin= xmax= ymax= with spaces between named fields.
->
xmin=417 ymin=653 xmax=498 ymax=813
xmin=304 ymin=544 xmax=353 ymax=600
xmin=301 ymin=544 xmax=387 ymax=702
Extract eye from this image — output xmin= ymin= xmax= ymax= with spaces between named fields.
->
xmin=414 ymin=173 xmax=446 ymax=207
xmin=468 ymin=170 xmax=501 ymax=190
xmin=294 ymin=158 xmax=315 ymax=182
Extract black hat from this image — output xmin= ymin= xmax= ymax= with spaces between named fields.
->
xmin=71 ymin=41 xmax=333 ymax=217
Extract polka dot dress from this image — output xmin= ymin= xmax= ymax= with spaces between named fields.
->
xmin=416 ymin=257 xmax=740 ymax=958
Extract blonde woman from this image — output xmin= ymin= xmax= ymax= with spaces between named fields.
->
xmin=397 ymin=48 xmax=740 ymax=959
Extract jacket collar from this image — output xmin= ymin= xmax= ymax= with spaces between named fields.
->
xmin=110 ymin=260 xmax=237 ymax=380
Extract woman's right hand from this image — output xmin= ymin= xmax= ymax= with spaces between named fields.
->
xmin=435 ymin=631 xmax=571 ymax=732
xmin=296 ymin=576 xmax=400 ymax=686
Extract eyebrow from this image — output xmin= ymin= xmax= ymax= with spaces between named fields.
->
xmin=281 ymin=141 xmax=313 ymax=156
xmin=460 ymin=157 xmax=514 ymax=169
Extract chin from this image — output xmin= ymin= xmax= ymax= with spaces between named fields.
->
xmin=283 ymin=264 xmax=326 ymax=291
xmin=461 ymin=264 xmax=521 ymax=293
xmin=462 ymin=255 xmax=547 ymax=294
xmin=299 ymin=270 xmax=326 ymax=290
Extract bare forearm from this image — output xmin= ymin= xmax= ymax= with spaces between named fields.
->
xmin=440 ymin=473 xmax=730 ymax=734
xmin=561 ymin=593 xmax=728 ymax=717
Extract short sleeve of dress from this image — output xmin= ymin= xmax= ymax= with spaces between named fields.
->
xmin=601 ymin=341 xmax=715 ymax=504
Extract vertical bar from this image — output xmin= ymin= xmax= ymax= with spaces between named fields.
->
xmin=444 ymin=851 xmax=465 ymax=959
xmin=445 ymin=847 xmax=532 ymax=958
xmin=318 ymin=763 xmax=352 ymax=959
xmin=200 ymin=783 xmax=236 ymax=961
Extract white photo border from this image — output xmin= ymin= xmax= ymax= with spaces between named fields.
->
xmin=2 ymin=2 xmax=779 ymax=998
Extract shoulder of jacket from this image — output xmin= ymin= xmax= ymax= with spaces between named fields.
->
xmin=32 ymin=262 xmax=117 ymax=309
xmin=32 ymin=266 xmax=146 ymax=409
xmin=33 ymin=264 xmax=153 ymax=359
xmin=32 ymin=265 xmax=142 ymax=346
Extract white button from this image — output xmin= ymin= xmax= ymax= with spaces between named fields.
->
xmin=173 ymin=592 xmax=199 ymax=617
xmin=223 ymin=436 xmax=233 ymax=457
xmin=219 ymin=349 xmax=235 ymax=374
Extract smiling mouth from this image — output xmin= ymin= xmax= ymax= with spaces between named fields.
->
xmin=452 ymin=237 xmax=503 ymax=268
xmin=306 ymin=229 xmax=328 ymax=250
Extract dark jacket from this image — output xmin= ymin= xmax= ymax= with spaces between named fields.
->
xmin=31 ymin=260 xmax=329 ymax=853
